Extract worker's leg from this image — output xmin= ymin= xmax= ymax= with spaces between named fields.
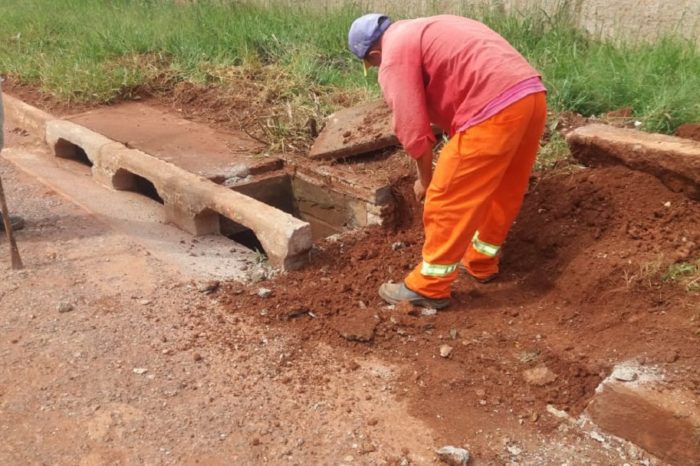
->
xmin=402 ymin=94 xmax=542 ymax=299
xmin=463 ymin=92 xmax=547 ymax=280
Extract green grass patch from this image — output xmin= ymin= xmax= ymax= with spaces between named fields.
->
xmin=1 ymin=0 xmax=699 ymax=143
xmin=662 ymin=259 xmax=700 ymax=293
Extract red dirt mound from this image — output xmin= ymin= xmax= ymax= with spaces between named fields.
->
xmin=219 ymin=165 xmax=699 ymax=451
xmin=675 ymin=123 xmax=700 ymax=142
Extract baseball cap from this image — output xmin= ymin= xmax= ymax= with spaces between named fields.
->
xmin=348 ymin=13 xmax=392 ymax=60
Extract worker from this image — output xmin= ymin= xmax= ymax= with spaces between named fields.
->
xmin=348 ymin=14 xmax=547 ymax=309
xmin=0 ymin=79 xmax=25 ymax=233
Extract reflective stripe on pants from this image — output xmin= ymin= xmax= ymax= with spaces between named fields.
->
xmin=404 ymin=92 xmax=547 ymax=298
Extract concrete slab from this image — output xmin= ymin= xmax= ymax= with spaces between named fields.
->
xmin=67 ymin=102 xmax=282 ymax=181
xmin=585 ymin=363 xmax=700 ymax=465
xmin=567 ymin=124 xmax=700 ymax=200
xmin=309 ymin=99 xmax=397 ymax=160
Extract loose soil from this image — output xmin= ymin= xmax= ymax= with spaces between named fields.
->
xmin=217 ymin=164 xmax=699 ymax=461
xmin=676 ymin=123 xmax=700 ymax=142
xmin=3 ymin=77 xmax=699 ymax=464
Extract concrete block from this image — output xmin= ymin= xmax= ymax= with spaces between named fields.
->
xmin=586 ymin=381 xmax=700 ymax=465
xmin=164 ymin=204 xmax=220 ymax=236
xmin=46 ymin=119 xmax=113 ymax=166
xmin=99 ymin=144 xmax=312 ymax=270
xmin=567 ymin=124 xmax=700 ymax=200
xmin=2 ymin=93 xmax=53 ymax=140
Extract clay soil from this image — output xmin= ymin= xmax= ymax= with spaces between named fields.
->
xmin=676 ymin=123 xmax=700 ymax=142
xmin=219 ymin=164 xmax=699 ymax=453
xmin=3 ymin=78 xmax=700 ymax=464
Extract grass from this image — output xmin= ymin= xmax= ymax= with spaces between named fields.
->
xmin=662 ymin=259 xmax=700 ymax=293
xmin=1 ymin=0 xmax=699 ymax=153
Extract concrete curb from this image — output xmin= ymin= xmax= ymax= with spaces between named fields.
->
xmin=2 ymin=93 xmax=53 ymax=140
xmin=6 ymin=96 xmax=312 ymax=270
xmin=586 ymin=378 xmax=700 ymax=465
xmin=567 ymin=124 xmax=700 ymax=200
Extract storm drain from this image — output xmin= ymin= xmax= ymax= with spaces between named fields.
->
xmin=44 ymin=117 xmax=389 ymax=270
xmin=218 ymin=173 xmax=379 ymax=257
xmin=54 ymin=138 xmax=93 ymax=167
xmin=112 ymin=168 xmax=164 ymax=204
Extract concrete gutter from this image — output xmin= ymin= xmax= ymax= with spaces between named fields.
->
xmin=3 ymin=94 xmax=312 ymax=270
xmin=567 ymin=124 xmax=700 ymax=201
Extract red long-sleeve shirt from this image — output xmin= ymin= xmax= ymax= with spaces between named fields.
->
xmin=378 ymin=15 xmax=543 ymax=158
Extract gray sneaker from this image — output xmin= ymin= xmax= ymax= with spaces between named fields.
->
xmin=0 ymin=214 xmax=25 ymax=232
xmin=378 ymin=282 xmax=450 ymax=309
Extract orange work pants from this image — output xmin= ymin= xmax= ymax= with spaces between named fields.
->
xmin=404 ymin=92 xmax=547 ymax=298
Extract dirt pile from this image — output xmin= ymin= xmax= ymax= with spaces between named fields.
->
xmin=676 ymin=123 xmax=700 ymax=142
xmin=220 ymin=164 xmax=699 ymax=451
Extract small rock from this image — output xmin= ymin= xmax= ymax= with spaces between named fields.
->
xmin=612 ymin=366 xmax=638 ymax=382
xmin=139 ymin=299 xmax=152 ymax=306
xmin=395 ymin=300 xmax=414 ymax=316
xmin=506 ymin=444 xmax=522 ymax=456
xmin=421 ymin=308 xmax=438 ymax=317
xmin=436 ymin=446 xmax=470 ymax=465
xmin=546 ymin=404 xmax=569 ymax=419
xmin=57 ymin=302 xmax=74 ymax=313
xmin=391 ymin=241 xmax=406 ymax=251
xmin=197 ymin=280 xmax=220 ymax=294
xmin=336 ymin=321 xmax=377 ymax=343
xmin=523 ymin=365 xmax=557 ymax=386
xmin=193 ymin=353 xmax=203 ymax=362
xmin=250 ymin=268 xmax=267 ymax=283
xmin=589 ymin=431 xmax=606 ymax=443
xmin=133 ymin=368 xmax=148 ymax=375
xmin=257 ymin=288 xmax=273 ymax=298
xmin=449 ymin=328 xmax=458 ymax=340
xmin=439 ymin=345 xmax=453 ymax=358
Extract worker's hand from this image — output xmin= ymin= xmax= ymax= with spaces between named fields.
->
xmin=413 ymin=178 xmax=427 ymax=202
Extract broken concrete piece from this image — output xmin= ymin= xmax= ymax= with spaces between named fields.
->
xmin=586 ymin=382 xmax=700 ymax=465
xmin=567 ymin=124 xmax=700 ymax=200
xmin=309 ymin=100 xmax=397 ymax=160
xmin=436 ymin=446 xmax=470 ymax=466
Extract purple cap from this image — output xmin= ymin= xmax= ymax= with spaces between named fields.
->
xmin=348 ymin=14 xmax=392 ymax=59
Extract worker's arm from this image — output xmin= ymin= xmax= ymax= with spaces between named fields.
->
xmin=413 ymin=147 xmax=433 ymax=201
xmin=379 ymin=60 xmax=436 ymax=161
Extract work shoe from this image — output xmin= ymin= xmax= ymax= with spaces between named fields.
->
xmin=459 ymin=264 xmax=498 ymax=284
xmin=378 ymin=282 xmax=450 ymax=309
xmin=0 ymin=213 xmax=25 ymax=232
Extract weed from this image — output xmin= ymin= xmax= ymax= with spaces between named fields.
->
xmin=253 ymin=248 xmax=268 ymax=265
xmin=662 ymin=259 xmax=700 ymax=293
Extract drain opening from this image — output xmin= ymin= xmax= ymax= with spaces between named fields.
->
xmin=219 ymin=215 xmax=267 ymax=258
xmin=54 ymin=138 xmax=93 ymax=167
xmin=111 ymin=168 xmax=164 ymax=204
xmin=229 ymin=174 xmax=355 ymax=242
